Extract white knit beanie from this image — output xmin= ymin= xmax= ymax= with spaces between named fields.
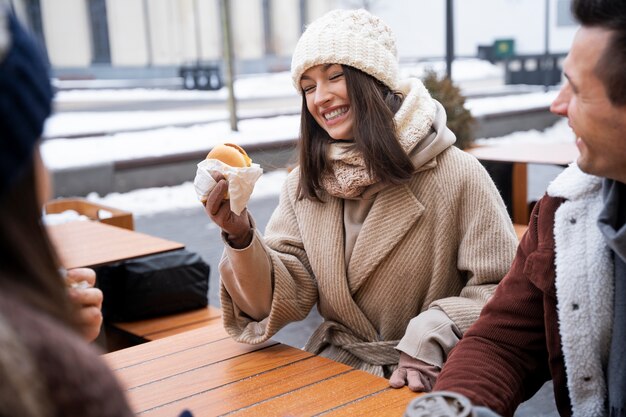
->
xmin=291 ymin=8 xmax=399 ymax=91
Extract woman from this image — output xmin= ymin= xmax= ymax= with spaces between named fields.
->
xmin=0 ymin=9 xmax=133 ymax=416
xmin=205 ymin=8 xmax=517 ymax=391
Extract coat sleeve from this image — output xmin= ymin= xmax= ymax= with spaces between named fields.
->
xmin=429 ymin=153 xmax=518 ymax=333
xmin=220 ymin=171 xmax=319 ymax=344
xmin=433 ymin=197 xmax=554 ymax=417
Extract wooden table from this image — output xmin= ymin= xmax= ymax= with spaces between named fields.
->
xmin=104 ymin=320 xmax=418 ymax=417
xmin=47 ymin=220 xmax=185 ymax=269
xmin=467 ymin=141 xmax=578 ymax=224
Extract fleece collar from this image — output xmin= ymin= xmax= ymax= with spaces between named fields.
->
xmin=547 ymin=163 xmax=603 ymax=201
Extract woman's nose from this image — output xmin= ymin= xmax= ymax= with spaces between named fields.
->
xmin=550 ymin=83 xmax=570 ymax=116
xmin=314 ymin=84 xmax=331 ymax=106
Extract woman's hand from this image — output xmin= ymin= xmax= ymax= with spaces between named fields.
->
xmin=389 ymin=352 xmax=440 ymax=392
xmin=204 ymin=172 xmax=253 ymax=248
xmin=65 ymin=268 xmax=103 ymax=342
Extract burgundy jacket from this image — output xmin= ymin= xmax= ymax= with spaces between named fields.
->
xmin=434 ymin=195 xmax=572 ymax=417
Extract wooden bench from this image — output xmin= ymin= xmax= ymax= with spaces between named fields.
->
xmin=103 ymin=305 xmax=222 ymax=351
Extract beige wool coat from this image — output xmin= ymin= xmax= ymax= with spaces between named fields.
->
xmin=220 ymin=145 xmax=518 ymax=376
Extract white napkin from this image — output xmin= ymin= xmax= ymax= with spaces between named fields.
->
xmin=194 ymin=159 xmax=263 ymax=215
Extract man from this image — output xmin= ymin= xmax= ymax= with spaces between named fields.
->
xmin=430 ymin=0 xmax=626 ymax=416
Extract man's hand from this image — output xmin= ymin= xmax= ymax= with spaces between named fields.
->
xmin=389 ymin=352 xmax=440 ymax=392
xmin=66 ymin=268 xmax=103 ymax=342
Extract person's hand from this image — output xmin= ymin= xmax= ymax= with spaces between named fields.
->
xmin=389 ymin=352 xmax=440 ymax=392
xmin=204 ymin=172 xmax=253 ymax=248
xmin=65 ymin=268 xmax=103 ymax=342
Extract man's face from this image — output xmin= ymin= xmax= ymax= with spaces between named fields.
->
xmin=550 ymin=27 xmax=626 ymax=183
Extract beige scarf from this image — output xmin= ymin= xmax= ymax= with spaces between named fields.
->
xmin=321 ymin=78 xmax=437 ymax=198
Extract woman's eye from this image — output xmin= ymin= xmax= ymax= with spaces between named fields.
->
xmin=302 ymin=85 xmax=315 ymax=94
xmin=329 ymin=72 xmax=344 ymax=80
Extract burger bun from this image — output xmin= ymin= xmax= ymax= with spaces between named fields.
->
xmin=206 ymin=143 xmax=251 ymax=168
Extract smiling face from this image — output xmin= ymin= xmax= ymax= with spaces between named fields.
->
xmin=300 ymin=64 xmax=354 ymax=140
xmin=550 ymin=27 xmax=626 ymax=183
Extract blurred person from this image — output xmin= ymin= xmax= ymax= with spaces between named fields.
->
xmin=432 ymin=0 xmax=626 ymax=416
xmin=0 ymin=7 xmax=133 ymax=416
xmin=204 ymin=8 xmax=517 ymax=390
xmin=0 ymin=1 xmax=103 ymax=343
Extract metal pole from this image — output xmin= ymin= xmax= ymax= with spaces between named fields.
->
xmin=142 ymin=0 xmax=153 ymax=66
xmin=544 ymin=0 xmax=550 ymax=91
xmin=193 ymin=0 xmax=202 ymax=64
xmin=445 ymin=0 xmax=454 ymax=80
xmin=220 ymin=0 xmax=238 ymax=131
xmin=299 ymin=0 xmax=307 ymax=32
xmin=262 ymin=0 xmax=272 ymax=55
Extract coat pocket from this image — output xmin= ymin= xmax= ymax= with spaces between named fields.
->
xmin=523 ymin=250 xmax=556 ymax=299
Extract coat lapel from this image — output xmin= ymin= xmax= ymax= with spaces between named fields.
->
xmin=296 ymin=195 xmax=346 ymax=292
xmin=347 ymin=183 xmax=424 ymax=293
xmin=296 ymin=195 xmax=383 ymax=339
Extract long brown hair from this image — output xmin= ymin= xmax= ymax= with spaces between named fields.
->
xmin=0 ymin=157 xmax=77 ymax=331
xmin=297 ymin=65 xmax=414 ymax=201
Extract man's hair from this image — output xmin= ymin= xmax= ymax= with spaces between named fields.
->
xmin=572 ymin=0 xmax=626 ymax=105
xmin=297 ymin=65 xmax=413 ymax=201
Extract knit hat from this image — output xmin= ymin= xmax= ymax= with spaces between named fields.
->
xmin=291 ymin=8 xmax=399 ymax=91
xmin=0 ymin=9 xmax=53 ymax=198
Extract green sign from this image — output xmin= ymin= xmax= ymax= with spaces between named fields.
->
xmin=493 ymin=39 xmax=515 ymax=59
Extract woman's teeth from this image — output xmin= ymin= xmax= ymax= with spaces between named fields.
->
xmin=324 ymin=107 xmax=348 ymax=120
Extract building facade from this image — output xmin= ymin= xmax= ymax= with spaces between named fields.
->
xmin=7 ymin=0 xmax=577 ymax=80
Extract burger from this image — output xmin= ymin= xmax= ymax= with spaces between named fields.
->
xmin=206 ymin=143 xmax=251 ymax=168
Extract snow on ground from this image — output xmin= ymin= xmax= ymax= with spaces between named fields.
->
xmin=82 ymin=118 xmax=573 ymax=218
xmin=41 ymin=90 xmax=559 ymax=170
xmin=43 ymin=58 xmax=572 ymax=218
xmin=41 ymin=115 xmax=301 ymax=170
xmin=85 ymin=169 xmax=289 ymax=217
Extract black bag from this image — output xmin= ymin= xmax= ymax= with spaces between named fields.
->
xmin=96 ymin=249 xmax=210 ymax=321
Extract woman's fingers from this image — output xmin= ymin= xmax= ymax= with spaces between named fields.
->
xmin=388 ymin=368 xmax=408 ymax=388
xmin=68 ymin=287 xmax=103 ymax=309
xmin=406 ymin=368 xmax=427 ymax=392
xmin=66 ymin=267 xmax=96 ymax=286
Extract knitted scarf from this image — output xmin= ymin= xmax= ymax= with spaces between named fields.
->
xmin=321 ymin=78 xmax=437 ymax=198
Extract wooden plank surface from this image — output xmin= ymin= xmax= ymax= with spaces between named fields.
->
xmin=112 ymin=305 xmax=222 ymax=340
xmin=323 ymin=386 xmax=419 ymax=417
xmin=104 ymin=325 xmax=228 ymax=369
xmin=141 ymin=356 xmax=352 ymax=417
xmin=466 ymin=141 xmax=578 ymax=165
xmin=104 ymin=320 xmax=418 ymax=417
xmin=226 ymin=370 xmax=391 ymax=417
xmin=47 ymin=220 xmax=184 ymax=269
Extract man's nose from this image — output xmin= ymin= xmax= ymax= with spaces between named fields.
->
xmin=550 ymin=83 xmax=570 ymax=116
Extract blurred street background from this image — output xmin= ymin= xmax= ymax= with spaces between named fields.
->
xmin=8 ymin=1 xmax=581 ymax=415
